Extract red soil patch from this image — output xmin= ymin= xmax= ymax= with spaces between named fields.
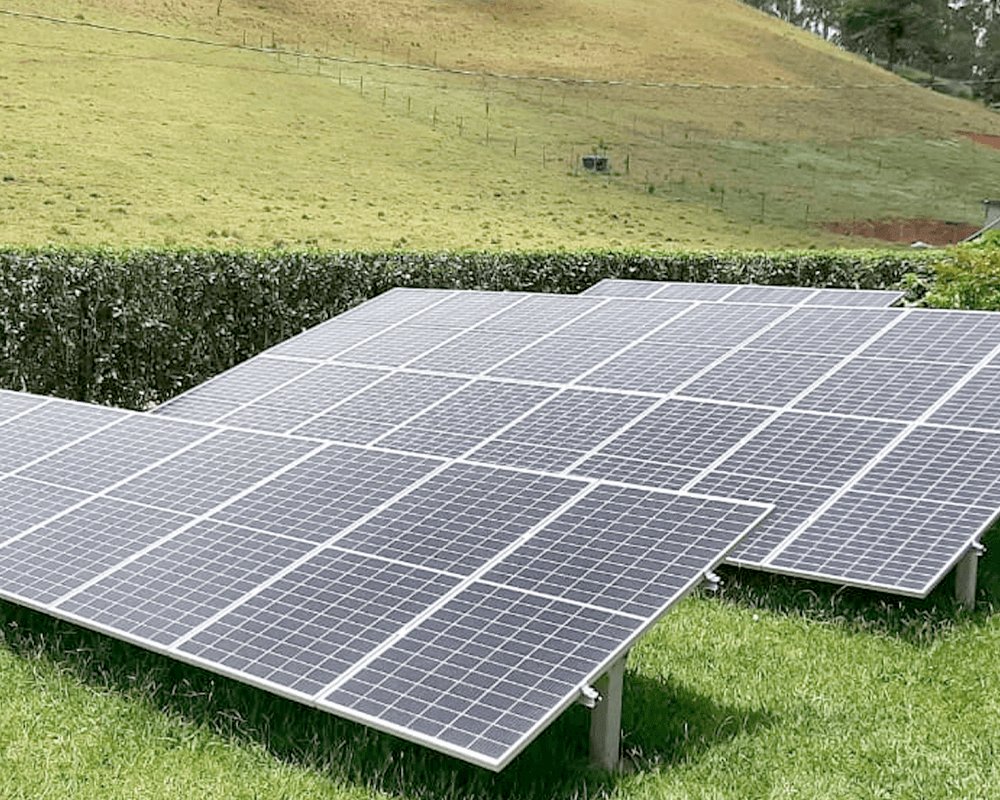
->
xmin=821 ymin=218 xmax=980 ymax=246
xmin=958 ymin=131 xmax=1000 ymax=151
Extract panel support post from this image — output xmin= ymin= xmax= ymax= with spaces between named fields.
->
xmin=589 ymin=651 xmax=627 ymax=772
xmin=956 ymin=544 xmax=984 ymax=610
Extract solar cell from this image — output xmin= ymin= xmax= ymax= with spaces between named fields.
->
xmin=578 ymin=342 xmax=731 ymax=393
xmin=596 ymin=400 xmax=775 ymax=471
xmin=722 ymin=285 xmax=818 ymax=305
xmin=578 ymin=279 xmax=666 ymax=297
xmin=17 ymin=416 xmax=214 ymax=493
xmin=108 ymin=430 xmax=322 ymax=515
xmin=571 ymin=453 xmax=703 ymax=490
xmin=0 ymin=401 xmax=126 ymax=474
xmin=0 ymin=389 xmax=47 ymax=421
xmin=767 ymin=491 xmax=996 ymax=594
xmin=151 ymin=395 xmax=241 ymax=424
xmin=476 ymin=294 xmax=603 ymax=335
xmin=470 ymin=390 xmax=658 ymax=470
xmin=553 ymin=299 xmax=692 ymax=340
xmin=794 ymin=359 xmax=969 ymax=420
xmin=336 ymin=288 xmax=453 ymax=324
xmin=178 ymin=549 xmax=462 ymax=697
xmin=293 ymin=373 xmax=469 ymax=443
xmin=805 ymin=288 xmax=904 ymax=307
xmin=213 ymin=403 xmax=320 ymax=435
xmin=406 ymin=330 xmax=538 ymax=375
xmin=647 ymin=283 xmax=737 ymax=301
xmin=57 ymin=521 xmax=316 ymax=645
xmin=216 ymin=364 xmax=388 ymax=433
xmin=0 ymin=476 xmax=89 ymax=545
xmin=710 ymin=412 xmax=905 ymax=487
xmin=481 ymin=486 xmax=769 ymax=617
xmin=689 ymin=472 xmax=837 ymax=566
xmin=748 ymin=307 xmax=900 ymax=355
xmin=0 ymin=497 xmax=193 ymax=605
xmin=183 ymin=356 xmax=316 ymax=404
xmin=487 ymin=337 xmax=632 ymax=384
xmin=860 ymin=309 xmax=1000 ymax=364
xmin=266 ymin=320 xmax=385 ymax=361
xmin=927 ymin=367 xmax=1000 ymax=430
xmin=324 ymin=582 xmax=644 ymax=766
xmin=334 ymin=325 xmax=461 ymax=367
xmin=336 ymin=464 xmax=588 ymax=575
xmin=645 ymin=303 xmax=790 ymax=347
xmin=405 ymin=291 xmax=527 ymax=328
xmin=212 ymin=444 xmax=444 ymax=543
xmin=852 ymin=426 xmax=1000 ymax=506
xmin=374 ymin=381 xmax=557 ymax=457
xmin=678 ymin=349 xmax=842 ymax=407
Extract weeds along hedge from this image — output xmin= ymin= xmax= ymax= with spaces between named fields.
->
xmin=0 ymin=247 xmax=934 ymax=409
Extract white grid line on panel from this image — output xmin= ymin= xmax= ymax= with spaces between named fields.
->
xmin=676 ymin=308 xmax=916 ymax=494
xmin=396 ymin=294 xmax=617 ymax=379
xmin=263 ymin=293 xmax=550 ymax=442
xmin=760 ymin=334 xmax=1000 ymax=573
xmin=318 ymin=487 xmax=770 ymax=770
xmin=320 ymin=583 xmax=644 ymax=770
xmin=592 ymin=280 xmax=903 ymax=308
xmin=0 ymin=401 xmax=129 ymax=477
xmin=761 ymin=498 xmax=1000 ymax=597
xmin=313 ymin=479 xmax=603 ymax=700
xmin=31 ymin=430 xmax=332 ymax=608
xmin=561 ymin=302 xmax=812 ymax=475
xmin=0 ymin=392 xmax=53 ymax=425
xmin=166 ymin=454 xmax=465 ymax=650
xmin=719 ymin=286 xmax=820 ymax=306
xmin=647 ymin=283 xmax=747 ymax=302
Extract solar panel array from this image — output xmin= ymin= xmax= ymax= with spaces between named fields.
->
xmin=0 ymin=348 xmax=769 ymax=769
xmin=150 ymin=278 xmax=1000 ymax=601
xmin=5 ymin=277 xmax=1000 ymax=771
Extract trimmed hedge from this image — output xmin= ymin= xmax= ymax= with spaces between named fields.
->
xmin=0 ymin=247 xmax=935 ymax=409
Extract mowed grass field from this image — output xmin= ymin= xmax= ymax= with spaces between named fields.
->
xmin=4 ymin=568 xmax=1000 ymax=800
xmin=1 ymin=0 xmax=1000 ymax=249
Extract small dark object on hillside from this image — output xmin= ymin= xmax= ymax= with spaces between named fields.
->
xmin=582 ymin=155 xmax=609 ymax=173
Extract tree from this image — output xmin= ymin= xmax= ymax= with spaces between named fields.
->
xmin=840 ymin=0 xmax=946 ymax=72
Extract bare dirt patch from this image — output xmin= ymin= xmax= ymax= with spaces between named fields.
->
xmin=821 ymin=218 xmax=980 ymax=246
xmin=957 ymin=131 xmax=1000 ymax=151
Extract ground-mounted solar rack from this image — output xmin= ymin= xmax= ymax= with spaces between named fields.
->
xmin=4 ymin=278 xmax=1000 ymax=773
xmin=0 ymin=387 xmax=770 ymax=772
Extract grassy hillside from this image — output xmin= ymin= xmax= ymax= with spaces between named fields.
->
xmin=1 ymin=0 xmax=1000 ymax=249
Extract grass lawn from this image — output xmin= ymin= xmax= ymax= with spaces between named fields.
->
xmin=3 ymin=535 xmax=1000 ymax=799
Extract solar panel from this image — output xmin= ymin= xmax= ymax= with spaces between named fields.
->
xmin=57 ymin=521 xmax=317 ymax=645
xmin=928 ymin=367 xmax=1000 ymax=430
xmin=4 ymin=280 xmax=1000 ymax=772
xmin=582 ymin=279 xmax=904 ymax=307
xmin=678 ymin=349 xmax=843 ymax=406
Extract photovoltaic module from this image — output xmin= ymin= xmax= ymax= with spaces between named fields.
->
xmin=2 ymin=278 xmax=998 ymax=771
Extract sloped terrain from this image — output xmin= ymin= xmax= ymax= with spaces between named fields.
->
xmin=1 ymin=0 xmax=999 ymax=249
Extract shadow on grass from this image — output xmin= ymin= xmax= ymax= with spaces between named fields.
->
xmin=1 ymin=598 xmax=763 ymax=799
xmin=621 ymin=671 xmax=775 ymax=772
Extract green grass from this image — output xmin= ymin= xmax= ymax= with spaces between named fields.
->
xmin=4 ymin=523 xmax=1000 ymax=799
xmin=2 ymin=2 xmax=1000 ymax=250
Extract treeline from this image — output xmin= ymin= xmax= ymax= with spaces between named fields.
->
xmin=742 ymin=0 xmax=1000 ymax=102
